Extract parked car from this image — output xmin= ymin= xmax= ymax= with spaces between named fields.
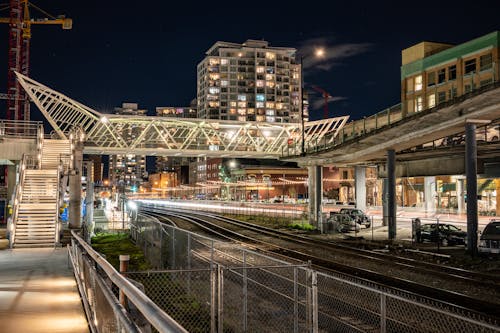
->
xmin=478 ymin=220 xmax=500 ymax=255
xmin=417 ymin=223 xmax=467 ymax=246
xmin=339 ymin=208 xmax=371 ymax=228
xmin=327 ymin=213 xmax=361 ymax=233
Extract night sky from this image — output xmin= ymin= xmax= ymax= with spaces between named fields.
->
xmin=0 ymin=1 xmax=499 ymax=122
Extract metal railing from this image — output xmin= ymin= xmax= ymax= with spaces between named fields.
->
xmin=9 ymin=153 xmax=38 ymax=247
xmin=69 ymin=230 xmax=188 ymax=333
xmin=0 ymin=119 xmax=43 ymax=139
xmin=128 ymin=213 xmax=500 ymax=333
xmin=283 ymin=80 xmax=500 ymax=157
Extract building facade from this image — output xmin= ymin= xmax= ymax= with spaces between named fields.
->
xmin=196 ymin=39 xmax=305 ymax=123
xmin=109 ymin=103 xmax=148 ymax=186
xmin=401 ymin=31 xmax=499 ymax=115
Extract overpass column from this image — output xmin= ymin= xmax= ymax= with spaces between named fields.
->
xmin=387 ymin=150 xmax=396 ymax=240
xmin=457 ymin=178 xmax=465 ymax=215
xmin=424 ymin=177 xmax=436 ymax=215
xmin=307 ymin=165 xmax=323 ymax=232
xmin=69 ymin=140 xmax=83 ymax=229
xmin=465 ymin=121 xmax=479 ymax=256
xmin=496 ymin=180 xmax=500 ymax=216
xmin=355 ymin=166 xmax=366 ymax=212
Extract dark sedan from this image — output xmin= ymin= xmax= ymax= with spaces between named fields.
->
xmin=417 ymin=223 xmax=467 ymax=246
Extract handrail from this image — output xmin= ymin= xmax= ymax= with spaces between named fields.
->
xmin=0 ymin=119 xmax=43 ymax=139
xmin=71 ymin=230 xmax=189 ymax=333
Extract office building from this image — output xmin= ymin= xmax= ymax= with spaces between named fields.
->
xmin=401 ymin=31 xmax=499 ymax=114
xmin=196 ymin=39 xmax=304 ymax=123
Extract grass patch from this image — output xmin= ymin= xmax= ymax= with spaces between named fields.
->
xmin=288 ymin=222 xmax=316 ymax=231
xmin=91 ymin=232 xmax=150 ymax=271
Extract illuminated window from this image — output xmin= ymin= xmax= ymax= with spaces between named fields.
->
xmin=276 ymin=103 xmax=283 ymax=110
xmin=256 ymin=102 xmax=264 ymax=108
xmin=266 ymin=102 xmax=275 ymax=108
xmin=229 ymin=108 xmax=236 ymax=115
xmin=416 ymin=96 xmax=423 ymax=111
xmin=265 ymin=52 xmax=275 ymax=60
xmin=265 ymin=74 xmax=274 ymax=81
xmin=237 ymin=101 xmax=246 ymax=108
xmin=266 ymin=109 xmax=275 ymax=116
xmin=414 ymin=75 xmax=422 ymax=91
xmin=221 ymin=59 xmax=228 ymax=65
xmin=221 ymin=80 xmax=228 ymax=87
xmin=238 ymin=116 xmax=246 ymax=121
xmin=237 ymin=95 xmax=246 ymax=101
xmin=266 ymin=81 xmax=275 ymax=88
xmin=209 ymin=58 xmax=219 ymax=66
xmin=266 ymin=116 xmax=275 ymax=122
xmin=256 ymin=66 xmax=265 ymax=73
xmin=256 ymin=115 xmax=265 ymax=122
xmin=209 ymin=87 xmax=220 ymax=94
xmin=237 ymin=109 xmax=246 ymax=115
xmin=256 ymin=94 xmax=265 ymax=102
xmin=427 ymin=94 xmax=435 ymax=108
xmin=256 ymin=80 xmax=264 ymax=87
xmin=230 ymin=101 xmax=237 ymax=107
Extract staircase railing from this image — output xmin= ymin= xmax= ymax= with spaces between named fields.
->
xmin=9 ymin=153 xmax=38 ymax=248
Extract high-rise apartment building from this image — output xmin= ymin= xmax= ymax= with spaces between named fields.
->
xmin=197 ymin=39 xmax=304 ymax=123
xmin=109 ymin=103 xmax=148 ymax=185
xmin=401 ymin=31 xmax=499 ymax=114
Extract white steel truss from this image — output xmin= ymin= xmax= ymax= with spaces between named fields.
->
xmin=16 ymin=72 xmax=349 ymax=158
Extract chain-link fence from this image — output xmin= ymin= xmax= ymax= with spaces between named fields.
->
xmin=127 ymin=213 xmax=500 ymax=333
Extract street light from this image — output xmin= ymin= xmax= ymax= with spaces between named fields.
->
xmin=299 ymin=48 xmax=325 ymax=155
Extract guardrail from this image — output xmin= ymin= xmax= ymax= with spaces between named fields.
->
xmin=69 ymin=230 xmax=188 ymax=333
xmin=0 ymin=119 xmax=42 ymax=139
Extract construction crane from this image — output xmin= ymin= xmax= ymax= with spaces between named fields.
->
xmin=312 ymin=85 xmax=333 ymax=119
xmin=0 ymin=0 xmax=72 ymax=121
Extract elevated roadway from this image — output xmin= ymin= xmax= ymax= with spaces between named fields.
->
xmin=283 ymin=83 xmax=500 ymax=169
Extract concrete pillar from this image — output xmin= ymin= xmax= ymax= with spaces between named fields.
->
xmin=465 ymin=121 xmax=478 ymax=256
xmin=496 ymin=180 xmax=500 ymax=216
xmin=307 ymin=166 xmax=323 ymax=232
xmin=6 ymin=163 xmax=17 ymax=205
xmin=457 ymin=178 xmax=465 ymax=215
xmin=355 ymin=166 xmax=366 ymax=211
xmin=69 ymin=142 xmax=83 ymax=229
xmin=424 ymin=176 xmax=436 ymax=214
xmin=382 ymin=178 xmax=388 ymax=226
xmin=387 ymin=150 xmax=396 ymax=240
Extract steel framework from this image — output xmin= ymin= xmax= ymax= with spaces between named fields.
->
xmin=16 ymin=72 xmax=349 ymax=158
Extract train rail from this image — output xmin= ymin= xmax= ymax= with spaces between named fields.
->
xmin=138 ymin=203 xmax=500 ymax=319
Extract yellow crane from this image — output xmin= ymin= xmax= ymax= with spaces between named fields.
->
xmin=0 ymin=0 xmax=71 ymax=121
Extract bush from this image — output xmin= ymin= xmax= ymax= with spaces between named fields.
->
xmin=91 ymin=232 xmax=150 ymax=271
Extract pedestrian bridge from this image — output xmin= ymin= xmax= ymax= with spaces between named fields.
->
xmin=15 ymin=72 xmax=348 ymax=159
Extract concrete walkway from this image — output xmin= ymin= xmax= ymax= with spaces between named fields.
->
xmin=0 ymin=247 xmax=89 ymax=333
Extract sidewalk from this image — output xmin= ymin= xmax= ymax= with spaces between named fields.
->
xmin=0 ymin=247 xmax=89 ymax=333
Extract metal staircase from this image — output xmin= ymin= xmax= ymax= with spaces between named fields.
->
xmin=11 ymin=139 xmax=71 ymax=248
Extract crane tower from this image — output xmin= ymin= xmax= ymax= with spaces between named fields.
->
xmin=0 ymin=0 xmax=71 ymax=121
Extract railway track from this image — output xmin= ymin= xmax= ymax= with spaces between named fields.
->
xmin=138 ymin=203 xmax=500 ymax=320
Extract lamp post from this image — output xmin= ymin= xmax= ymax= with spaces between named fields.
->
xmin=299 ymin=48 xmax=325 ymax=156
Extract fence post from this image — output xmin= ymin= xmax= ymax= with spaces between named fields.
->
xmin=294 ymin=267 xmax=298 ymax=333
xmin=311 ymin=270 xmax=318 ymax=333
xmin=119 ymin=254 xmax=130 ymax=308
xmin=187 ymin=233 xmax=191 ymax=295
xmin=380 ymin=293 xmax=387 ymax=333
xmin=243 ymin=251 xmax=248 ymax=332
xmin=306 ymin=266 xmax=312 ymax=330
xmin=210 ymin=264 xmax=216 ymax=333
xmin=218 ymin=265 xmax=224 ymax=333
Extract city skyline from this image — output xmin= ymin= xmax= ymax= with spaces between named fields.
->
xmin=0 ymin=1 xmax=499 ymax=122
